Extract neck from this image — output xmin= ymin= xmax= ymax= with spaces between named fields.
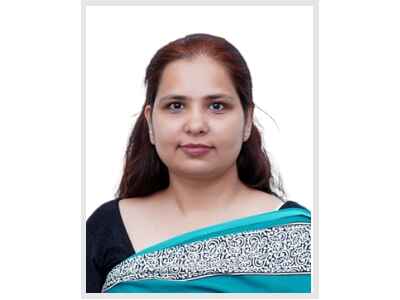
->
xmin=163 ymin=164 xmax=249 ymax=217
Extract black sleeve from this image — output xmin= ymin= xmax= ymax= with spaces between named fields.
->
xmin=86 ymin=226 xmax=105 ymax=293
xmin=85 ymin=199 xmax=135 ymax=293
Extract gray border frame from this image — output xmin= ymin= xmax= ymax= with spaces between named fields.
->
xmin=86 ymin=0 xmax=314 ymax=5
xmin=82 ymin=0 xmax=319 ymax=298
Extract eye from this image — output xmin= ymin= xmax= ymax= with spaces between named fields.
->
xmin=166 ymin=101 xmax=226 ymax=113
xmin=167 ymin=102 xmax=184 ymax=112
xmin=209 ymin=102 xmax=225 ymax=112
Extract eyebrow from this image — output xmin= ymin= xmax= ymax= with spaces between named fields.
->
xmin=158 ymin=93 xmax=234 ymax=102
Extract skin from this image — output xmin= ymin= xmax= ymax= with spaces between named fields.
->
xmin=119 ymin=55 xmax=283 ymax=252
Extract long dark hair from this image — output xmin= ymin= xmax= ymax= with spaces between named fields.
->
xmin=115 ymin=33 xmax=285 ymax=200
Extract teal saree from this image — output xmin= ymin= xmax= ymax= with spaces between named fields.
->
xmin=102 ymin=207 xmax=311 ymax=293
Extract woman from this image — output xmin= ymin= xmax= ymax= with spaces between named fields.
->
xmin=86 ymin=33 xmax=311 ymax=293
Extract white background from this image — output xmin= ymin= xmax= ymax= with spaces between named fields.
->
xmin=0 ymin=0 xmax=399 ymax=300
xmin=86 ymin=5 xmax=313 ymax=216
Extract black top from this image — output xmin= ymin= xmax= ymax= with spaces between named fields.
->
xmin=86 ymin=198 xmax=307 ymax=293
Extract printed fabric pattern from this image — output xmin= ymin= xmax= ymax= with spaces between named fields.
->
xmin=102 ymin=222 xmax=311 ymax=292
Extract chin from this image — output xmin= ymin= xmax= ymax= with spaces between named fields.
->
xmin=174 ymin=166 xmax=216 ymax=177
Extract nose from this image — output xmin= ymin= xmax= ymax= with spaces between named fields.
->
xmin=183 ymin=109 xmax=209 ymax=136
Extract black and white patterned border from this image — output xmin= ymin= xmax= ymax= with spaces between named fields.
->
xmin=102 ymin=223 xmax=311 ymax=292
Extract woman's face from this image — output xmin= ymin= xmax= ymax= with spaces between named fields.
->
xmin=144 ymin=55 xmax=252 ymax=179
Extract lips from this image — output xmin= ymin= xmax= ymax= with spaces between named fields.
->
xmin=180 ymin=143 xmax=212 ymax=148
xmin=180 ymin=144 xmax=213 ymax=156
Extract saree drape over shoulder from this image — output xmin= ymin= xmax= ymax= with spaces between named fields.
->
xmin=101 ymin=207 xmax=311 ymax=293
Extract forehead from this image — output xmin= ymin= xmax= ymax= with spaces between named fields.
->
xmin=156 ymin=56 xmax=237 ymax=99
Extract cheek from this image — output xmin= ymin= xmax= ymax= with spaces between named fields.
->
xmin=153 ymin=119 xmax=181 ymax=150
xmin=214 ymin=119 xmax=244 ymax=147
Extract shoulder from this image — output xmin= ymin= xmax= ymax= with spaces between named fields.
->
xmin=245 ymin=189 xmax=285 ymax=211
xmin=86 ymin=198 xmax=133 ymax=264
xmin=118 ymin=196 xmax=148 ymax=210
xmin=118 ymin=194 xmax=163 ymax=218
xmin=86 ymin=198 xmax=132 ymax=292
xmin=86 ymin=198 xmax=121 ymax=236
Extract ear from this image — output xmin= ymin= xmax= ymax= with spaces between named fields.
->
xmin=144 ymin=105 xmax=154 ymax=144
xmin=243 ymin=106 xmax=254 ymax=142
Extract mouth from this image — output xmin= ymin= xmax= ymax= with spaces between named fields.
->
xmin=179 ymin=145 xmax=213 ymax=156
xmin=180 ymin=143 xmax=213 ymax=148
